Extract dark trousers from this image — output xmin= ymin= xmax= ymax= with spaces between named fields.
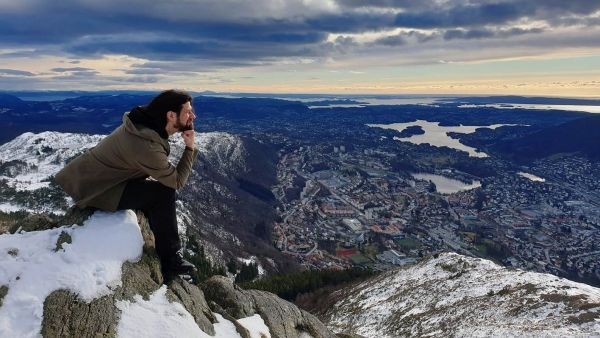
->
xmin=117 ymin=179 xmax=180 ymax=270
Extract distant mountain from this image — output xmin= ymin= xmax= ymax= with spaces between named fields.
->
xmin=0 ymin=93 xmax=311 ymax=143
xmin=0 ymin=93 xmax=27 ymax=110
xmin=320 ymin=253 xmax=600 ymax=337
xmin=195 ymin=96 xmax=308 ymax=119
xmin=490 ymin=115 xmax=600 ymax=161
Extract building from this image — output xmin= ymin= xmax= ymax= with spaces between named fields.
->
xmin=342 ymin=218 xmax=364 ymax=233
xmin=376 ymin=250 xmax=417 ymax=266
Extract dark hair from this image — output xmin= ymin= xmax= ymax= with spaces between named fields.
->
xmin=146 ymin=89 xmax=192 ymax=117
xmin=128 ymin=89 xmax=193 ymax=139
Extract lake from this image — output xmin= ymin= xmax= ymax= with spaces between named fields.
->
xmin=411 ymin=173 xmax=481 ymax=194
xmin=517 ymin=172 xmax=546 ymax=182
xmin=367 ymin=119 xmax=522 ymax=157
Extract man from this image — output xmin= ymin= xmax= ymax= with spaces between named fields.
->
xmin=55 ymin=89 xmax=198 ymax=282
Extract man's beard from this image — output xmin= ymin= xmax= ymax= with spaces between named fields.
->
xmin=174 ymin=116 xmax=194 ymax=131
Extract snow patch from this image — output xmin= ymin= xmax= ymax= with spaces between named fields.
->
xmin=237 ymin=314 xmax=271 ymax=338
xmin=237 ymin=256 xmax=265 ymax=276
xmin=116 ymin=285 xmax=209 ymax=338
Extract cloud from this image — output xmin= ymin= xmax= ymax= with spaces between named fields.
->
xmin=374 ymin=34 xmax=406 ymax=46
xmin=0 ymin=68 xmax=35 ymax=76
xmin=393 ymin=3 xmax=530 ymax=29
xmin=371 ymin=30 xmax=439 ymax=46
xmin=51 ymin=67 xmax=95 ymax=72
xmin=443 ymin=27 xmax=544 ymax=40
xmin=0 ymin=0 xmax=598 ymax=84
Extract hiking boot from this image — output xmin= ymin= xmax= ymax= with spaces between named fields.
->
xmin=162 ymin=252 xmax=197 ymax=283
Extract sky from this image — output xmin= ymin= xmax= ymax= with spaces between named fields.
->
xmin=1 ymin=0 xmax=600 ymax=96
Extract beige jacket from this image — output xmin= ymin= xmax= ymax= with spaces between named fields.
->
xmin=55 ymin=113 xmax=198 ymax=211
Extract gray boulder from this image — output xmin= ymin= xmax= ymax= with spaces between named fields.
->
xmin=202 ymin=275 xmax=338 ymax=338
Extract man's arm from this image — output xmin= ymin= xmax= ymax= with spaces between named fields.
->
xmin=136 ymin=143 xmax=199 ymax=190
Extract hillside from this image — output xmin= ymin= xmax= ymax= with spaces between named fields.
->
xmin=321 ymin=253 xmax=600 ymax=337
xmin=490 ymin=115 xmax=600 ymax=162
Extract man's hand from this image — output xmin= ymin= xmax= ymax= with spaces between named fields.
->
xmin=182 ymin=130 xmax=195 ymax=149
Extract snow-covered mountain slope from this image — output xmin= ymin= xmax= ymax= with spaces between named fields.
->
xmin=324 ymin=253 xmax=600 ymax=337
xmin=0 ymin=131 xmax=246 ymax=215
xmin=0 ymin=131 xmax=245 ymax=195
xmin=0 ymin=211 xmax=280 ymax=338
xmin=0 ymin=131 xmax=102 ymax=191
xmin=195 ymin=132 xmax=250 ymax=177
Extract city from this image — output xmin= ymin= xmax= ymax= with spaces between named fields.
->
xmin=263 ymin=127 xmax=600 ymax=286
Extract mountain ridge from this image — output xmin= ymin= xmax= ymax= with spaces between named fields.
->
xmin=490 ymin=115 xmax=600 ymax=161
xmin=320 ymin=252 xmax=600 ymax=337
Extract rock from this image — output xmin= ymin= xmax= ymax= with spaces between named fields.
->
xmin=202 ymin=275 xmax=338 ymax=338
xmin=54 ymin=231 xmax=71 ymax=252
xmin=0 ymin=285 xmax=7 ymax=307
xmin=6 ymin=206 xmax=94 ymax=234
xmin=201 ymin=275 xmax=254 ymax=318
xmin=207 ymin=300 xmax=253 ymax=338
xmin=41 ymin=211 xmax=217 ymax=337
xmin=10 ymin=213 xmax=56 ymax=233
xmin=59 ymin=207 xmax=95 ymax=226
xmin=168 ymin=279 xmax=216 ymax=335
xmin=42 ymin=292 xmax=118 ymax=337
xmin=335 ymin=333 xmax=367 ymax=338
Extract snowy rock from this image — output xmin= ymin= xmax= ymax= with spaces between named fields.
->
xmin=0 ymin=208 xmax=339 ymax=338
xmin=202 ymin=275 xmax=337 ymax=338
xmin=323 ymin=252 xmax=600 ymax=337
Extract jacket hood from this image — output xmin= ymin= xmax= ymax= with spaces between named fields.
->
xmin=127 ymin=105 xmax=169 ymax=139
xmin=123 ymin=112 xmax=170 ymax=153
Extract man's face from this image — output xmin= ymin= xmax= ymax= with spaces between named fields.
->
xmin=174 ymin=101 xmax=196 ymax=132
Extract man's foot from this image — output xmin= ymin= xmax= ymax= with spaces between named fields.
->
xmin=162 ymin=252 xmax=197 ymax=283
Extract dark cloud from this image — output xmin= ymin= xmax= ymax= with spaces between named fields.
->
xmin=0 ymin=68 xmax=35 ymax=76
xmin=374 ymin=35 xmax=406 ymax=46
xmin=443 ymin=27 xmax=544 ymax=40
xmin=0 ymin=0 xmax=598 ymax=67
xmin=372 ymin=30 xmax=439 ymax=47
xmin=394 ymin=2 xmax=530 ymax=29
xmin=334 ymin=0 xmax=416 ymax=8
